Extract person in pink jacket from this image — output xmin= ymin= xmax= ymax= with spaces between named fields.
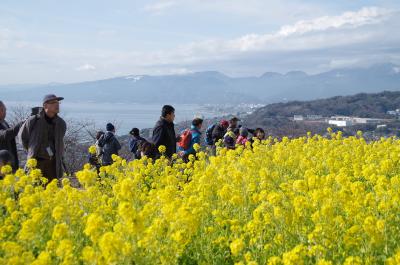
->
xmin=236 ymin=127 xmax=249 ymax=146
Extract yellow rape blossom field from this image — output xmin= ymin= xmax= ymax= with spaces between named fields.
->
xmin=2 ymin=130 xmax=400 ymax=264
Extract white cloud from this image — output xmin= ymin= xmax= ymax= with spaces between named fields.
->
xmin=143 ymin=0 xmax=324 ymax=23
xmin=165 ymin=68 xmax=193 ymax=75
xmin=0 ymin=5 xmax=399 ymax=84
xmin=277 ymin=7 xmax=390 ymax=37
xmin=76 ymin=63 xmax=96 ymax=71
xmin=227 ymin=7 xmax=392 ymax=52
xmin=328 ymin=58 xmax=361 ymax=68
xmin=144 ymin=1 xmax=177 ymax=14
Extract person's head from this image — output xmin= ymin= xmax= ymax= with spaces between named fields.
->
xmin=140 ymin=142 xmax=157 ymax=159
xmin=106 ymin=123 xmax=115 ymax=133
xmin=161 ymin=105 xmax=175 ymax=122
xmin=96 ymin=131 xmax=105 ymax=140
xmin=229 ymin=117 xmax=240 ymax=128
xmin=239 ymin=127 xmax=249 ymax=137
xmin=43 ymin=94 xmax=64 ymax=118
xmin=0 ymin=101 xmax=6 ymax=121
xmin=254 ymin=128 xmax=265 ymax=140
xmin=31 ymin=107 xmax=42 ymax=116
xmin=192 ymin=118 xmax=203 ymax=129
xmin=129 ymin=128 xmax=140 ymax=137
xmin=220 ymin=120 xmax=229 ymax=129
xmin=0 ymin=150 xmax=12 ymax=168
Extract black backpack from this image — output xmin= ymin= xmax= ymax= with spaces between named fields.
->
xmin=205 ymin=124 xmax=216 ymax=145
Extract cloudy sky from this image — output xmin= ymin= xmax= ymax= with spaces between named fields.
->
xmin=0 ymin=0 xmax=399 ymax=85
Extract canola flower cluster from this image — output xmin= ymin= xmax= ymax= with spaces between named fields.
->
xmin=2 ymin=130 xmax=400 ymax=264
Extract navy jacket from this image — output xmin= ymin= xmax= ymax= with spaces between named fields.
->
xmin=129 ymin=136 xmax=146 ymax=159
xmin=98 ymin=131 xmax=121 ymax=165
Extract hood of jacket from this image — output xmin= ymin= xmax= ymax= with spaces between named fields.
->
xmin=102 ymin=131 xmax=115 ymax=143
xmin=190 ymin=125 xmax=202 ymax=134
xmin=155 ymin=117 xmax=174 ymax=128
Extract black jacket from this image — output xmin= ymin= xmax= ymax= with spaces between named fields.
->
xmin=0 ymin=120 xmax=22 ymax=170
xmin=98 ymin=131 xmax=121 ymax=165
xmin=211 ymin=124 xmax=226 ymax=144
xmin=152 ymin=118 xmax=177 ymax=158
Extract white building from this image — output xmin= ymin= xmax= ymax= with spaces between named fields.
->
xmin=329 ymin=120 xmax=352 ymax=127
xmin=353 ymin=118 xmax=385 ymax=124
xmin=330 ymin=116 xmax=352 ymax=121
xmin=307 ymin=115 xmax=323 ymax=120
xmin=293 ymin=115 xmax=304 ymax=121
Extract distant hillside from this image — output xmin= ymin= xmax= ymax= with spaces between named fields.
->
xmin=243 ymin=91 xmax=400 ymax=137
xmin=2 ymin=63 xmax=400 ymax=104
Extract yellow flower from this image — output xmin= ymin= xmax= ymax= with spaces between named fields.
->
xmin=267 ymin=257 xmax=282 ymax=265
xmin=2 ymin=132 xmax=400 ymax=264
xmin=99 ymin=232 xmax=124 ymax=263
xmin=26 ymin=158 xmax=37 ymax=169
xmin=193 ymin=143 xmax=200 ymax=152
xmin=316 ymin=259 xmax=332 ymax=265
xmin=158 ymin=145 xmax=166 ymax=154
xmin=31 ymin=252 xmax=52 ymax=265
xmin=1 ymin=164 xmax=12 ymax=175
xmin=88 ymin=145 xmax=97 ymax=155
xmin=81 ymin=246 xmax=96 ymax=263
xmin=230 ymin=238 xmax=245 ymax=256
xmin=52 ymin=223 xmax=68 ymax=239
xmin=52 ymin=206 xmax=65 ymax=222
xmin=343 ymin=256 xmax=362 ymax=265
xmin=56 ymin=239 xmax=73 ymax=258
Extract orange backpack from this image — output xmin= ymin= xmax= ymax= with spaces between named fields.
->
xmin=178 ymin=129 xmax=193 ymax=150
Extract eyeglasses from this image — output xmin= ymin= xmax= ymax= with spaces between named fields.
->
xmin=46 ymin=101 xmax=60 ymax=105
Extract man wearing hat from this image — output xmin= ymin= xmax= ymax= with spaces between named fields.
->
xmin=228 ymin=117 xmax=240 ymax=130
xmin=19 ymin=94 xmax=67 ymax=183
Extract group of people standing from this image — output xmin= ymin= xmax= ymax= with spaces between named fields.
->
xmin=0 ymin=95 xmax=66 ymax=182
xmin=90 ymin=103 xmax=267 ymax=167
xmin=0 ymin=96 xmax=266 ymax=182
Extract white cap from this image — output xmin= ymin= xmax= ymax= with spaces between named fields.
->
xmin=194 ymin=114 xmax=204 ymax=120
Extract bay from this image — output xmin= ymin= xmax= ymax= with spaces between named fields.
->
xmin=5 ymin=101 xmax=222 ymax=135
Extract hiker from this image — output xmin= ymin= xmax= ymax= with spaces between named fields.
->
xmin=178 ymin=118 xmax=203 ymax=161
xmin=95 ymin=131 xmax=105 ymax=158
xmin=152 ymin=105 xmax=179 ymax=158
xmin=88 ymin=131 xmax=104 ymax=171
xmin=211 ymin=120 xmax=229 ymax=146
xmin=19 ymin=94 xmax=67 ymax=183
xmin=98 ymin=123 xmax=121 ymax=166
xmin=0 ymin=150 xmax=12 ymax=179
xmin=139 ymin=141 xmax=157 ymax=160
xmin=129 ymin=128 xmax=146 ymax=160
xmin=0 ymin=101 xmax=24 ymax=171
xmin=236 ymin=127 xmax=249 ymax=146
xmin=224 ymin=128 xmax=240 ymax=149
xmin=228 ymin=117 xmax=240 ymax=130
xmin=253 ymin=128 xmax=266 ymax=141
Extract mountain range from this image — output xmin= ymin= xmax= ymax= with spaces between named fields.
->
xmin=1 ymin=63 xmax=400 ymax=104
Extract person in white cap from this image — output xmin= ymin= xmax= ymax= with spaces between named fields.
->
xmin=19 ymin=94 xmax=67 ymax=183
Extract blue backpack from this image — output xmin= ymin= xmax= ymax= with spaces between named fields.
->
xmin=205 ymin=124 xmax=216 ymax=145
